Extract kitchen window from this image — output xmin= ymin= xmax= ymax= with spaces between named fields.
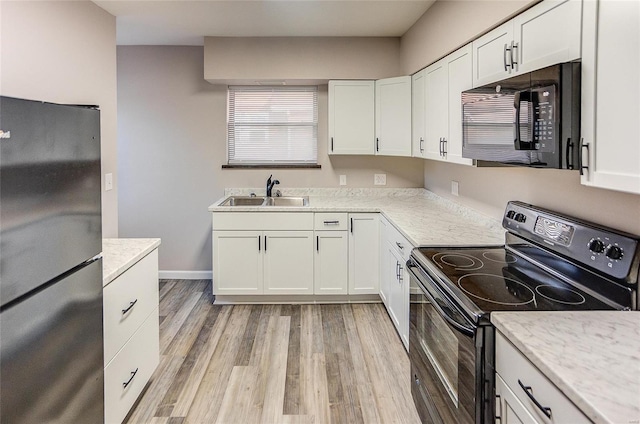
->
xmin=226 ymin=86 xmax=318 ymax=167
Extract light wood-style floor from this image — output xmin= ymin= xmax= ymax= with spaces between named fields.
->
xmin=125 ymin=280 xmax=421 ymax=424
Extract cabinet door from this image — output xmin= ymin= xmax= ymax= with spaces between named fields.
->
xmin=213 ymin=231 xmax=263 ymax=295
xmin=375 ymin=76 xmax=412 ymax=156
xmin=495 ymin=374 xmax=539 ymax=424
xmin=412 ymin=70 xmax=427 ymax=158
xmin=446 ymin=45 xmax=474 ymax=166
xmin=328 ymin=80 xmax=375 ymax=155
xmin=263 ymin=231 xmax=314 ymax=294
xmin=348 ymin=214 xmax=380 ymax=295
xmin=581 ymin=0 xmax=640 ymax=194
xmin=513 ymin=0 xmax=581 ymax=75
xmin=424 ymin=58 xmax=448 ymax=160
xmin=387 ymin=247 xmax=404 ymax=333
xmin=314 ymin=231 xmax=348 ymax=295
xmin=472 ymin=21 xmax=514 ymax=87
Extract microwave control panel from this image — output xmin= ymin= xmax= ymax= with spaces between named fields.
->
xmin=532 ymin=85 xmax=557 ymax=151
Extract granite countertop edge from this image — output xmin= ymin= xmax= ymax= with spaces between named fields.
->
xmin=102 ymin=238 xmax=161 ymax=287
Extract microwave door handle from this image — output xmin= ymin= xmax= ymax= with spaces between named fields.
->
xmin=514 ymin=91 xmax=522 ymax=148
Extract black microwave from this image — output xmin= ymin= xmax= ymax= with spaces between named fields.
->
xmin=462 ymin=62 xmax=581 ymax=169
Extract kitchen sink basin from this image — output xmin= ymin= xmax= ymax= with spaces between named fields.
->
xmin=265 ymin=196 xmax=309 ymax=207
xmin=219 ymin=196 xmax=266 ymax=206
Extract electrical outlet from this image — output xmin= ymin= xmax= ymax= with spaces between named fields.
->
xmin=451 ymin=180 xmax=459 ymax=196
xmin=105 ymin=173 xmax=113 ymax=191
xmin=339 ymin=175 xmax=347 ymax=186
xmin=374 ymin=174 xmax=387 ymax=186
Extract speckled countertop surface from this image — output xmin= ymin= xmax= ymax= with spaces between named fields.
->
xmin=102 ymin=238 xmax=161 ymax=287
xmin=492 ymin=311 xmax=640 ymax=424
xmin=208 ymin=188 xmax=506 ymax=247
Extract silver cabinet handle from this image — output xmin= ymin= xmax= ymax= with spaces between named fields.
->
xmin=442 ymin=138 xmax=447 ymax=156
xmin=398 ymin=264 xmax=403 ymax=283
xmin=511 ymin=41 xmax=518 ymax=70
xmin=123 ymin=368 xmax=138 ymax=388
xmin=395 ymin=242 xmax=404 ymax=250
xmin=122 ymin=299 xmax=138 ymax=315
xmin=518 ymin=380 xmax=552 ymax=418
xmin=419 ymin=137 xmax=424 ymax=153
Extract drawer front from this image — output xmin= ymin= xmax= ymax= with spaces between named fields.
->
xmin=212 ymin=212 xmax=313 ymax=231
xmin=104 ymin=309 xmax=159 ymax=424
xmin=496 ymin=332 xmax=590 ymax=423
xmin=314 ymin=213 xmax=348 ymax=231
xmin=103 ymin=249 xmax=159 ymax=364
xmin=387 ymin=222 xmax=413 ymax=262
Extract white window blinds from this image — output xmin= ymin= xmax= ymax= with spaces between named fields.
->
xmin=228 ymin=86 xmax=318 ymax=165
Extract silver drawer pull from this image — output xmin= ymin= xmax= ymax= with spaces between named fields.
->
xmin=395 ymin=242 xmax=404 ymax=250
xmin=122 ymin=299 xmax=138 ymax=315
xmin=123 ymin=368 xmax=138 ymax=388
xmin=323 ymin=220 xmax=340 ymax=225
xmin=518 ymin=379 xmax=552 ymax=418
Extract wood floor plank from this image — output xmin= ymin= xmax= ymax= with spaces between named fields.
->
xmin=283 ymin=304 xmax=302 ymax=415
xmin=163 ymin=292 xmax=211 ymax=357
xmin=213 ymin=365 xmax=259 ymax=424
xmin=169 ymin=306 xmax=233 ymax=417
xmin=184 ymin=305 xmax=252 ymax=424
xmin=259 ymin=316 xmax=291 ymax=424
xmin=153 ymin=304 xmax=223 ymax=417
xmin=234 ymin=304 xmax=263 ymax=366
xmin=159 ymin=291 xmax=202 ymax=353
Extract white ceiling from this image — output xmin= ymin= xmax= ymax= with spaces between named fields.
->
xmin=93 ymin=0 xmax=436 ymax=45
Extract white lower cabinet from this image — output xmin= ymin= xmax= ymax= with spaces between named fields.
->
xmin=212 ymin=213 xmax=315 ymax=295
xmin=103 ymin=248 xmax=160 ymax=424
xmin=348 ymin=213 xmax=380 ymax=295
xmin=314 ymin=213 xmax=349 ymax=295
xmin=379 ymin=216 xmax=412 ymax=350
xmin=495 ymin=332 xmax=590 ymax=424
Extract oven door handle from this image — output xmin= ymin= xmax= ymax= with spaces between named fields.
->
xmin=407 ymin=262 xmax=475 ymax=337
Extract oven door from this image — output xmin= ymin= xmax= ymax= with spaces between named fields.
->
xmin=408 ymin=260 xmax=479 ymax=424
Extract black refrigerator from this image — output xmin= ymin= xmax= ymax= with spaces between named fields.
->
xmin=0 ymin=96 xmax=104 ymax=423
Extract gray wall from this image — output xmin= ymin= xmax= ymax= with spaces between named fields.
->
xmin=1 ymin=0 xmax=119 ymax=237
xmin=117 ymin=46 xmax=424 ymax=275
xmin=399 ymin=0 xmax=640 ymax=235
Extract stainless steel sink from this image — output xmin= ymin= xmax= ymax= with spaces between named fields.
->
xmin=265 ymin=196 xmax=309 ymax=207
xmin=219 ymin=196 xmax=266 ymax=206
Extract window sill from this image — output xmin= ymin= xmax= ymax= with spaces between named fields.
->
xmin=222 ymin=164 xmax=322 ymax=169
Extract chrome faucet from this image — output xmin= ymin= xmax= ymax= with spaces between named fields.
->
xmin=266 ymin=174 xmax=280 ymax=197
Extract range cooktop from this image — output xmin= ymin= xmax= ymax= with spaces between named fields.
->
xmin=416 ymin=246 xmax=615 ymax=313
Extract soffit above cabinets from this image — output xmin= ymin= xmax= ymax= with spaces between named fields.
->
xmin=92 ymin=0 xmax=435 ymax=46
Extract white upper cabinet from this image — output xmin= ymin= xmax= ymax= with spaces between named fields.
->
xmin=328 ymin=80 xmax=375 ymax=155
xmin=580 ymin=0 xmax=640 ymax=194
xmin=375 ymin=76 xmax=412 ymax=156
xmin=411 ymin=70 xmax=427 ymax=158
xmin=473 ymin=0 xmax=582 ymax=87
xmin=424 ymin=45 xmax=474 ymax=166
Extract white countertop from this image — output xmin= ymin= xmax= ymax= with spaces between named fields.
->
xmin=208 ymin=188 xmax=505 ymax=247
xmin=102 ymin=238 xmax=161 ymax=286
xmin=491 ymin=311 xmax=640 ymax=424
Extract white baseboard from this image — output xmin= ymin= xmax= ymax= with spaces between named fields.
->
xmin=158 ymin=270 xmax=212 ymax=280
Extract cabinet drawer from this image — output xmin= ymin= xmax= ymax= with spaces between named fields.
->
xmin=104 ymin=309 xmax=159 ymax=424
xmin=386 ymin=222 xmax=413 ymax=261
xmin=496 ymin=332 xmax=590 ymax=423
xmin=314 ymin=213 xmax=348 ymax=231
xmin=212 ymin=212 xmax=313 ymax=230
xmin=103 ymin=249 xmax=159 ymax=364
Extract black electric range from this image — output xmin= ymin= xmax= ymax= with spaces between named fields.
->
xmin=407 ymin=201 xmax=639 ymax=424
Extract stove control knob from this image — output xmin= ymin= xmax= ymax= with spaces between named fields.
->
xmin=514 ymin=213 xmax=526 ymax=223
xmin=588 ymin=238 xmax=606 ymax=254
xmin=506 ymin=210 xmax=516 ymax=219
xmin=606 ymin=245 xmax=624 ymax=260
